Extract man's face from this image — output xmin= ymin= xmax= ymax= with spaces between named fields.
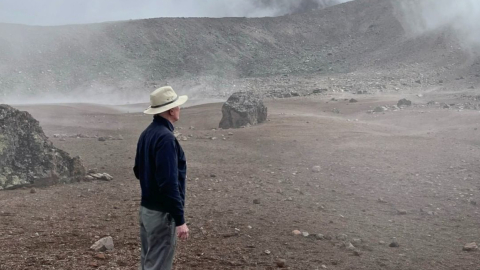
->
xmin=170 ymin=106 xmax=180 ymax=122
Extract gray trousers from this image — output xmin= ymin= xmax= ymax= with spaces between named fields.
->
xmin=139 ymin=206 xmax=176 ymax=270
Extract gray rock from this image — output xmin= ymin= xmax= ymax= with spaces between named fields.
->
xmin=276 ymin=259 xmax=286 ymax=268
xmin=312 ymin=166 xmax=322 ymax=173
xmin=346 ymin=242 xmax=356 ymax=251
xmin=463 ymin=242 xmax=478 ymax=251
xmin=389 ymin=240 xmax=399 ymax=248
xmin=219 ymin=91 xmax=267 ymax=129
xmin=373 ymin=106 xmax=385 ymax=113
xmin=253 ymin=199 xmax=261 ymax=204
xmin=349 ymin=98 xmax=358 ymax=103
xmin=90 ymin=173 xmax=113 ymax=181
xmin=397 ymin=99 xmax=412 ymax=107
xmin=302 ymin=231 xmax=310 ymax=237
xmin=336 ymin=234 xmax=348 ymax=241
xmin=352 ymin=238 xmax=362 ymax=245
xmin=315 ymin=234 xmax=325 ymax=240
xmin=90 ymin=236 xmax=114 ymax=252
xmin=0 ymin=105 xmax=85 ymax=189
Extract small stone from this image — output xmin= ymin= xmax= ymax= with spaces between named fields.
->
xmin=324 ymin=234 xmax=333 ymax=240
xmin=292 ymin=230 xmax=302 ymax=236
xmin=210 ymin=174 xmax=216 ymax=178
xmin=332 ymin=108 xmax=340 ymax=114
xmin=463 ymin=242 xmax=478 ymax=251
xmin=98 ymin=137 xmax=106 ymax=142
xmin=349 ymin=98 xmax=358 ymax=103
xmin=90 ymin=173 xmax=113 ymax=181
xmin=312 ymin=166 xmax=322 ymax=172
xmin=353 ymin=250 xmax=362 ymax=256
xmin=378 ymin=198 xmax=387 ymax=203
xmin=90 ymin=236 xmax=114 ymax=252
xmin=321 ymin=265 xmax=327 ymax=269
xmin=346 ymin=242 xmax=356 ymax=251
xmin=397 ymin=209 xmax=407 ymax=215
xmin=373 ymin=106 xmax=385 ymax=113
xmin=253 ymin=199 xmax=261 ymax=204
xmin=302 ymin=231 xmax=310 ymax=237
xmin=210 ymin=137 xmax=217 ymax=140
xmin=30 ymin=188 xmax=36 ymax=194
xmin=379 ymin=241 xmax=386 ymax=245
xmin=94 ymin=253 xmax=106 ymax=260
xmin=389 ymin=240 xmax=399 ymax=248
xmin=264 ymin=250 xmax=271 ymax=255
xmin=352 ymin=238 xmax=362 ymax=245
xmin=276 ymin=259 xmax=286 ymax=268
xmin=315 ymin=234 xmax=325 ymax=240
xmin=397 ymin=99 xmax=412 ymax=107
xmin=336 ymin=234 xmax=348 ymax=241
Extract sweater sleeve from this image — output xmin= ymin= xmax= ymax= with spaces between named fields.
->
xmin=155 ymin=137 xmax=185 ymax=226
xmin=133 ymin=140 xmax=140 ymax=180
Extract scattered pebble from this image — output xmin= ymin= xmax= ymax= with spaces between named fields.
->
xmin=90 ymin=236 xmax=114 ymax=252
xmin=389 ymin=240 xmax=399 ymax=248
xmin=463 ymin=242 xmax=478 ymax=252
xmin=276 ymin=259 xmax=286 ymax=268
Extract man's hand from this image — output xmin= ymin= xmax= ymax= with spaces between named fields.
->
xmin=176 ymin=224 xmax=189 ymax=240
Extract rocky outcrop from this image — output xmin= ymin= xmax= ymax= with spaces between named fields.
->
xmin=0 ymin=105 xmax=85 ymax=190
xmin=219 ymin=91 xmax=268 ymax=129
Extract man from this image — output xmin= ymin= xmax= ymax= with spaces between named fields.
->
xmin=134 ymin=86 xmax=189 ymax=270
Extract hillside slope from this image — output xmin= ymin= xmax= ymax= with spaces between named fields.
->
xmin=0 ymin=0 xmax=476 ymax=103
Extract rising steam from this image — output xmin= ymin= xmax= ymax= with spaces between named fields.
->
xmin=394 ymin=0 xmax=480 ymax=51
xmin=242 ymin=0 xmax=353 ymax=17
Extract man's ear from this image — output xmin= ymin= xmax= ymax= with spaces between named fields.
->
xmin=169 ymin=109 xmax=174 ymax=115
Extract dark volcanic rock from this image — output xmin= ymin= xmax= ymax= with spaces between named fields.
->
xmin=0 ymin=105 xmax=85 ymax=190
xmin=219 ymin=91 xmax=267 ymax=129
xmin=397 ymin=98 xmax=412 ymax=107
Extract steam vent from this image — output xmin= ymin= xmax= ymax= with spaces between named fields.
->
xmin=219 ymin=91 xmax=268 ymax=129
xmin=0 ymin=105 xmax=85 ymax=190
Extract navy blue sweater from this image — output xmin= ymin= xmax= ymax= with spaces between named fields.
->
xmin=134 ymin=116 xmax=187 ymax=226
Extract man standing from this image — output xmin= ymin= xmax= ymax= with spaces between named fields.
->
xmin=134 ymin=86 xmax=189 ymax=270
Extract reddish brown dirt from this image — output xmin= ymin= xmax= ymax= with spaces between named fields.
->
xmin=1 ymin=94 xmax=480 ymax=269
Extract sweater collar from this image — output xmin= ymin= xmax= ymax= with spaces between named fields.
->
xmin=153 ymin=115 xmax=174 ymax=132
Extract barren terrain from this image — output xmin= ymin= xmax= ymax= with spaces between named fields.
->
xmin=1 ymin=0 xmax=480 ymax=269
xmin=1 ymin=91 xmax=480 ymax=269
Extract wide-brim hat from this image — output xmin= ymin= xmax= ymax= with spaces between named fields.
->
xmin=144 ymin=86 xmax=188 ymax=115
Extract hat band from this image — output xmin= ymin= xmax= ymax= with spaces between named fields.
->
xmin=151 ymin=96 xmax=179 ymax=109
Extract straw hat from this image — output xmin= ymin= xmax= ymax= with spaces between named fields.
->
xmin=143 ymin=86 xmax=188 ymax=115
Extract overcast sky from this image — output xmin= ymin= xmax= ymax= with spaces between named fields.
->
xmin=0 ymin=0 xmax=348 ymax=26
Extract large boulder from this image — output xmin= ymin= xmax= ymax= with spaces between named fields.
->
xmin=219 ymin=91 xmax=268 ymax=129
xmin=0 ymin=105 xmax=85 ymax=190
